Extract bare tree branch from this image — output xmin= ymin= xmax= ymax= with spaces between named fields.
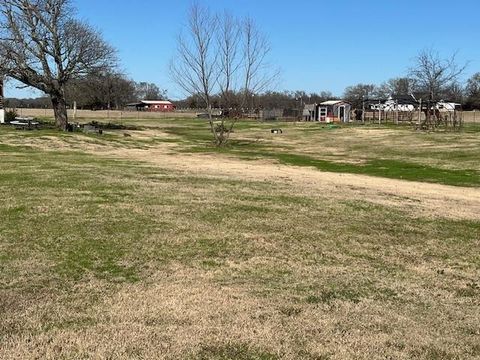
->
xmin=170 ymin=5 xmax=279 ymax=146
xmin=241 ymin=17 xmax=279 ymax=110
xmin=170 ymin=3 xmax=220 ymax=143
xmin=0 ymin=0 xmax=117 ymax=129
xmin=409 ymin=48 xmax=468 ymax=101
xmin=217 ymin=11 xmax=241 ymax=109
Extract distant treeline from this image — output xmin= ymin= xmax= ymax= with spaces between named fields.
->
xmin=174 ymin=91 xmax=336 ymax=110
xmin=5 ymin=90 xmax=335 ymax=111
xmin=5 ymin=97 xmax=51 ymax=109
xmin=6 ymin=74 xmax=480 ymax=111
xmin=5 ymin=72 xmax=167 ymax=111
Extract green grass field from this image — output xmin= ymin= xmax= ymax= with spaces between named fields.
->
xmin=1 ymin=119 xmax=479 ymax=359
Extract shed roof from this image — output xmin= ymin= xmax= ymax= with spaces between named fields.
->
xmin=320 ymin=100 xmax=348 ymax=105
xmin=141 ymin=100 xmax=173 ymax=105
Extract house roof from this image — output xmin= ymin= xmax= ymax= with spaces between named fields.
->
xmin=438 ymin=101 xmax=461 ymax=106
xmin=320 ymin=100 xmax=348 ymax=105
xmin=126 ymin=100 xmax=174 ymax=107
xmin=386 ymin=94 xmax=418 ymax=105
xmin=141 ymin=100 xmax=173 ymax=105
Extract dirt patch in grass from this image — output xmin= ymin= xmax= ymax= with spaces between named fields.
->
xmin=4 ymin=127 xmax=478 ymax=220
xmin=96 ymin=147 xmax=480 ymax=221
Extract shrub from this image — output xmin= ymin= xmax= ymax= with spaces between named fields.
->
xmin=5 ymin=110 xmax=18 ymax=122
xmin=214 ymin=123 xmax=232 ymax=133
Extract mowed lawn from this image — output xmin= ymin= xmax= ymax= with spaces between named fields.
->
xmin=0 ymin=119 xmax=479 ymax=359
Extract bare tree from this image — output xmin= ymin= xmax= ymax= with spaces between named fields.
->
xmin=135 ymin=82 xmax=166 ymax=101
xmin=343 ymin=83 xmax=376 ymax=108
xmin=217 ymin=11 xmax=241 ymax=110
xmin=241 ymin=17 xmax=279 ymax=110
xmin=465 ymin=73 xmax=480 ymax=109
xmin=170 ymin=4 xmax=278 ymax=146
xmin=170 ymin=3 xmax=220 ymax=142
xmin=375 ymin=77 xmax=417 ymax=99
xmin=66 ymin=71 xmax=136 ymax=110
xmin=409 ymin=48 xmax=467 ymax=101
xmin=443 ymin=82 xmax=464 ymax=103
xmin=0 ymin=0 xmax=116 ymax=129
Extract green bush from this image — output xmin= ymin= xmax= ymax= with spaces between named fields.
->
xmin=5 ymin=110 xmax=18 ymax=122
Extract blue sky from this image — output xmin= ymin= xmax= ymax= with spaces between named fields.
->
xmin=7 ymin=0 xmax=480 ymax=99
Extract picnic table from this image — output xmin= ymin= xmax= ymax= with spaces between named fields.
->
xmin=11 ymin=117 xmax=40 ymax=130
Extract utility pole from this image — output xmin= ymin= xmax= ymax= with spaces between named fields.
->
xmin=73 ymin=101 xmax=77 ymax=120
xmin=395 ymin=100 xmax=399 ymax=125
xmin=0 ymin=77 xmax=4 ymax=124
xmin=362 ymin=98 xmax=365 ymax=124
xmin=378 ymin=100 xmax=381 ymax=125
xmin=418 ymin=99 xmax=422 ymax=127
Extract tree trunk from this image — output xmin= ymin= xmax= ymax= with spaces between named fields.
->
xmin=51 ymin=94 xmax=68 ymax=130
xmin=207 ymin=103 xmax=221 ymax=146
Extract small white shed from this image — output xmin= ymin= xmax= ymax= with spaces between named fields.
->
xmin=305 ymin=100 xmax=351 ymax=123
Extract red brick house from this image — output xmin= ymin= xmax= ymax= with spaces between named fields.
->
xmin=126 ymin=100 xmax=176 ymax=112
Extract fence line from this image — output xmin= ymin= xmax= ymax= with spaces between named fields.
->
xmin=5 ymin=107 xmax=480 ymax=125
xmin=6 ymin=108 xmax=199 ymax=120
xmin=359 ymin=110 xmax=479 ymax=125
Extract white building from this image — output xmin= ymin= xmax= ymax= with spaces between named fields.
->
xmin=436 ymin=101 xmax=461 ymax=112
xmin=304 ymin=100 xmax=351 ymax=122
xmin=369 ymin=96 xmax=461 ymax=113
xmin=370 ymin=95 xmax=416 ymax=112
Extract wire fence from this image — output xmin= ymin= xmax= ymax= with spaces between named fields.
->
xmin=5 ymin=107 xmax=480 ymax=128
xmin=461 ymin=110 xmax=480 ymax=124
xmin=6 ymin=108 xmax=199 ymax=120
xmin=357 ymin=110 xmax=480 ymax=127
